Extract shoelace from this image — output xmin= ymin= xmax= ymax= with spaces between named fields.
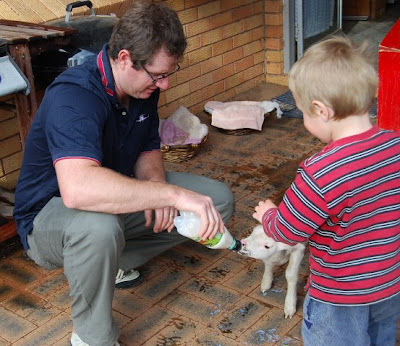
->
xmin=115 ymin=269 xmax=125 ymax=280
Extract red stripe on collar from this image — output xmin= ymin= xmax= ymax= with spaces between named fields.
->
xmin=97 ymin=50 xmax=114 ymax=96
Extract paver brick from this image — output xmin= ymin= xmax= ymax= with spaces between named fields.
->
xmin=0 ymin=307 xmax=36 ymax=343
xmin=119 ymin=306 xmax=179 ymax=345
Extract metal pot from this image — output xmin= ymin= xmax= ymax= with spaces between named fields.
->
xmin=46 ymin=1 xmax=118 ymax=53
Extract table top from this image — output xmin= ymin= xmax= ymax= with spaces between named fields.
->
xmin=0 ymin=19 xmax=77 ymax=45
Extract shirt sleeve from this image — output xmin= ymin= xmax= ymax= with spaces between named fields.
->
xmin=262 ymin=162 xmax=330 ymax=245
xmin=44 ymin=84 xmax=107 ymax=164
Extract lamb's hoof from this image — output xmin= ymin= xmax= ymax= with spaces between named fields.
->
xmin=284 ymin=304 xmax=296 ymax=319
xmin=260 ymin=284 xmax=272 ymax=294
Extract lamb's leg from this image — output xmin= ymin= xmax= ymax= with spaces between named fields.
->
xmin=261 ymin=261 xmax=274 ymax=293
xmin=284 ymin=247 xmax=304 ymax=318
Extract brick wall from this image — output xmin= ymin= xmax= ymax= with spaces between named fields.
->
xmin=0 ymin=97 xmax=22 ymax=190
xmin=264 ymin=0 xmax=287 ymax=86
xmin=0 ymin=0 xmax=287 ymax=189
xmin=153 ymin=0 xmax=268 ymax=117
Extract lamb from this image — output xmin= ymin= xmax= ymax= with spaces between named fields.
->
xmin=239 ymin=225 xmax=305 ymax=318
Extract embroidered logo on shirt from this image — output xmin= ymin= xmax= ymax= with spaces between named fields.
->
xmin=137 ymin=114 xmax=150 ymax=123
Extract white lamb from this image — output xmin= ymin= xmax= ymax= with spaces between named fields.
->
xmin=239 ymin=225 xmax=305 ymax=318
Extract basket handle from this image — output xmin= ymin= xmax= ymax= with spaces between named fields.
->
xmin=65 ymin=1 xmax=95 ymax=22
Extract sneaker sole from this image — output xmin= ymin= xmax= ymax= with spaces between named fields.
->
xmin=115 ymin=275 xmax=143 ymax=289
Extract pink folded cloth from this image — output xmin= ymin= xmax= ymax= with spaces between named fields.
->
xmin=205 ymin=100 xmax=281 ymax=131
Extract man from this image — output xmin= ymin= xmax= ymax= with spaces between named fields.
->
xmin=13 ymin=2 xmax=234 ymax=345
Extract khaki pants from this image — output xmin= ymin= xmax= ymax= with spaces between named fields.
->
xmin=27 ymin=172 xmax=235 ymax=346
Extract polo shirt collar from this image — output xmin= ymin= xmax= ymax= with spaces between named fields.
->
xmin=97 ymin=44 xmax=116 ymax=99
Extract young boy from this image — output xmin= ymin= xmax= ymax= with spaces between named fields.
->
xmin=253 ymin=36 xmax=400 ymax=346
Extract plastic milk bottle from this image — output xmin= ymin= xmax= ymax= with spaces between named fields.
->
xmin=174 ymin=211 xmax=241 ymax=251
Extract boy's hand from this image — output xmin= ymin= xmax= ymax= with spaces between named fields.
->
xmin=253 ymin=199 xmax=277 ymax=223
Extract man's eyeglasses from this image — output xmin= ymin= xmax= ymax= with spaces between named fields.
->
xmin=142 ymin=64 xmax=180 ymax=83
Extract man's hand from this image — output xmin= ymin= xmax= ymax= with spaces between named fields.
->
xmin=173 ymin=189 xmax=224 ymax=241
xmin=253 ymin=199 xmax=277 ymax=223
xmin=145 ymin=207 xmax=178 ymax=233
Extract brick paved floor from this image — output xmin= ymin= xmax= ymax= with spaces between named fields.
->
xmin=0 ymin=82 xmax=399 ymax=345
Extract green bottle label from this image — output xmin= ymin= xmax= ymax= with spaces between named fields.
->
xmin=194 ymin=232 xmax=223 ymax=247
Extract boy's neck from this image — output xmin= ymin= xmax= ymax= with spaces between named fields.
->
xmin=331 ymin=113 xmax=373 ymax=142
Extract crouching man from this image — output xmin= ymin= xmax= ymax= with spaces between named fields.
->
xmin=13 ymin=2 xmax=234 ymax=345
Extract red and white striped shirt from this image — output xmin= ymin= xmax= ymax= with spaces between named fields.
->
xmin=262 ymin=125 xmax=400 ymax=305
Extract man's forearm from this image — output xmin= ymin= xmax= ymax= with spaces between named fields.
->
xmin=133 ymin=150 xmax=166 ymax=182
xmin=55 ymin=157 xmax=174 ymax=214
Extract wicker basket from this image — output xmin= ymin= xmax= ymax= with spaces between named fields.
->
xmin=161 ymin=134 xmax=208 ymax=163
xmin=217 ymin=128 xmax=256 ymax=136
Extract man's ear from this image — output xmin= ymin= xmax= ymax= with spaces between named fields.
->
xmin=117 ymin=49 xmax=132 ymax=69
xmin=312 ymin=100 xmax=334 ymax=122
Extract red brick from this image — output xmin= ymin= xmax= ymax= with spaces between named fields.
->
xmin=222 ymin=21 xmax=243 ymax=38
xmin=186 ymin=18 xmax=210 ymax=37
xmin=265 ymin=0 xmax=283 ymax=13
xmin=265 ymin=13 xmax=283 ymax=26
xmin=209 ymin=10 xmax=233 ymax=29
xmin=232 ymin=4 xmax=253 ymax=21
xmin=178 ymin=7 xmax=198 ymax=24
xmin=235 ymin=55 xmax=254 ymax=73
xmin=200 ymin=55 xmax=223 ymax=74
xmin=243 ymin=40 xmax=263 ymax=57
xmin=266 ymin=24 xmax=283 ymax=38
xmin=186 ymin=35 xmax=202 ymax=53
xmin=243 ymin=13 xmax=264 ymax=31
xmin=177 ymin=64 xmax=202 ymax=84
xmin=244 ymin=63 xmax=264 ymax=80
xmin=165 ymin=82 xmax=191 ymax=103
xmin=184 ymin=0 xmax=211 ymax=9
xmin=224 ymin=72 xmax=245 ymax=90
xmin=222 ymin=46 xmax=244 ymax=65
xmin=201 ymin=27 xmax=223 ymax=46
xmin=220 ymin=0 xmax=248 ymax=11
xmin=233 ymin=30 xmax=253 ymax=48
xmin=189 ymin=72 xmax=214 ymax=93
xmin=201 ymin=80 xmax=225 ymax=100
xmin=213 ymin=64 xmax=235 ymax=82
xmin=198 ymin=1 xmax=221 ymax=19
xmin=2 ymin=151 xmax=22 ymax=174
xmin=266 ymin=61 xmax=284 ymax=75
xmin=253 ymin=26 xmax=264 ymax=40
xmin=212 ymin=37 xmax=233 ymax=56
xmin=158 ymin=100 xmax=180 ymax=119
xmin=179 ymin=89 xmax=204 ymax=109
xmin=266 ymin=37 xmax=283 ymax=50
xmin=164 ymin=0 xmax=185 ymax=11
xmin=188 ymin=45 xmax=212 ymax=65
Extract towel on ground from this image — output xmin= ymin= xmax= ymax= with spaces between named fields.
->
xmin=204 ymin=100 xmax=282 ymax=131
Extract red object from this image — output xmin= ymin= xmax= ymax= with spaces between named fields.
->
xmin=378 ymin=18 xmax=400 ymax=131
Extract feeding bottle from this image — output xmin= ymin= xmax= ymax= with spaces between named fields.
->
xmin=174 ymin=211 xmax=241 ymax=251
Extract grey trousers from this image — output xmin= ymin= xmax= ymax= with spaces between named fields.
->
xmin=26 ymin=172 xmax=235 ymax=346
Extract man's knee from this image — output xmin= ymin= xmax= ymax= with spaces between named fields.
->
xmin=68 ymin=212 xmax=125 ymax=250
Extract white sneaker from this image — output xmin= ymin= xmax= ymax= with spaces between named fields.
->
xmin=70 ymin=332 xmax=120 ymax=346
xmin=115 ymin=268 xmax=140 ymax=289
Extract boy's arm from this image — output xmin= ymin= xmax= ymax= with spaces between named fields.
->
xmin=255 ymin=165 xmax=329 ymax=246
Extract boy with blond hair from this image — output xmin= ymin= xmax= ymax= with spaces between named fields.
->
xmin=253 ymin=36 xmax=400 ymax=345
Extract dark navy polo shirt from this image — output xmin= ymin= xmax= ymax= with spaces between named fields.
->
xmin=13 ymin=44 xmax=161 ymax=250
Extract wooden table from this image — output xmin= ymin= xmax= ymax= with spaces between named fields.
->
xmin=0 ymin=20 xmax=77 ymax=146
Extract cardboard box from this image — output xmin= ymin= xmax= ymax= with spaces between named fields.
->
xmin=378 ymin=18 xmax=400 ymax=131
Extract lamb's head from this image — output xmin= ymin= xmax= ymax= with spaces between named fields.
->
xmin=239 ymin=225 xmax=278 ymax=260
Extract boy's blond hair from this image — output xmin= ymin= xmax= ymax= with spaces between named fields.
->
xmin=288 ymin=36 xmax=377 ymax=119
